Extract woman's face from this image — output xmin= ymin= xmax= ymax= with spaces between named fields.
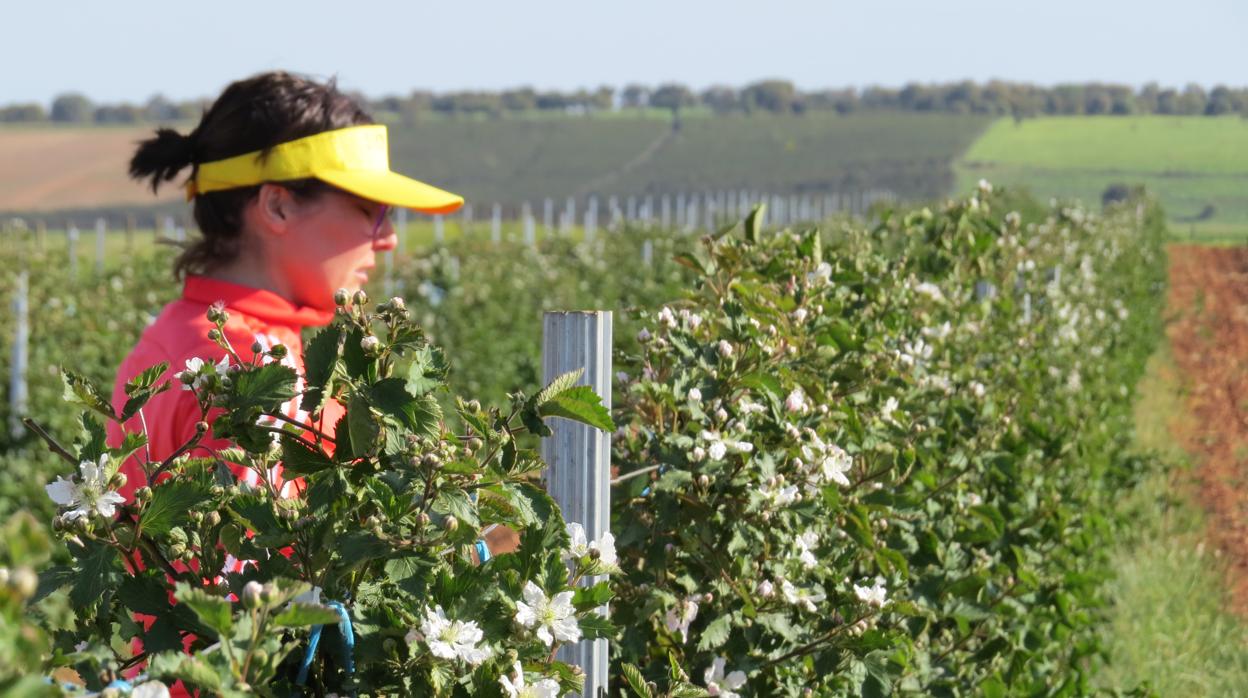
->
xmin=272 ymin=187 xmax=398 ymax=310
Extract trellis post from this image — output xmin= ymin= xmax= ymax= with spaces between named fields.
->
xmin=10 ymin=271 xmax=29 ymax=440
xmin=541 ymin=311 xmax=612 ymax=698
xmin=95 ymin=217 xmax=106 ymax=275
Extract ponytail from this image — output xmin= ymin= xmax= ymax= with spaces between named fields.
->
xmin=129 ymin=127 xmax=196 ymax=194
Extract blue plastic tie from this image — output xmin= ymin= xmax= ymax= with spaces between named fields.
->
xmin=104 ymin=679 xmax=134 ymax=692
xmin=475 ymin=539 xmax=491 ymax=563
xmin=294 ymin=600 xmax=355 ymax=696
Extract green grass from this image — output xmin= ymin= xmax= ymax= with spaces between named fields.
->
xmin=955 ymin=116 xmax=1248 ymax=237
xmin=1098 ymin=343 xmax=1248 ymax=695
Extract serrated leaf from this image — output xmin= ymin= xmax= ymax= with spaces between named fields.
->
xmin=578 ymin=613 xmax=617 ymax=640
xmin=121 ymin=362 xmax=171 ymax=421
xmin=280 ymin=437 xmax=336 ymax=476
xmin=228 ymin=363 xmax=297 ymax=412
xmin=76 ymin=413 xmax=108 ymax=463
xmin=347 ymin=391 xmax=382 ymax=457
xmin=538 ymin=385 xmax=615 ymax=432
xmin=535 ymin=368 xmax=584 ymax=406
xmin=141 ymin=481 xmax=203 ymax=536
xmin=744 ymin=203 xmax=766 ymax=243
xmin=696 ymin=613 xmax=732 ymax=651
xmin=405 ymin=344 xmax=448 ymax=396
xmin=174 ymin=583 xmax=232 ymax=636
xmin=432 ymin=489 xmax=479 ymax=530
xmin=372 ymin=378 xmax=442 ymax=438
xmin=272 ymin=603 xmax=343 ymax=628
xmin=621 ymin=663 xmax=653 ymax=698
xmin=62 ymin=369 xmax=117 ymax=421
xmin=301 ymin=325 xmax=341 ymax=416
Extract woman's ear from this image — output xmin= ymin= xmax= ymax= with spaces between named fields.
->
xmin=253 ymin=183 xmax=293 ymax=236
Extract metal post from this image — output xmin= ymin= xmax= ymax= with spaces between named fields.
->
xmin=9 ymin=271 xmax=29 ymax=440
xmin=36 ymin=220 xmax=46 ymax=252
xmin=67 ymin=224 xmax=79 ymax=278
xmin=544 ymin=198 xmax=554 ymax=234
xmin=524 ymin=205 xmax=537 ymax=247
xmin=491 ymin=203 xmax=502 ymax=244
xmin=661 ymin=195 xmax=671 ymax=228
xmin=1023 ymin=293 xmax=1032 ymax=324
xmin=541 ymin=311 xmax=612 ymax=698
xmin=125 ymin=214 xmax=136 ymax=252
xmin=433 ymin=215 xmax=444 ymax=245
xmin=642 ymin=239 xmax=653 ymax=266
xmin=398 ymin=208 xmax=410 ymax=251
xmin=462 ymin=203 xmax=473 ymax=237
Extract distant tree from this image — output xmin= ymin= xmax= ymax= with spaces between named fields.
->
xmin=535 ymin=91 xmax=570 ymax=111
xmin=590 ymin=85 xmax=615 ymax=111
xmin=1178 ymin=84 xmax=1208 ymax=115
xmin=50 ymin=93 xmax=92 ymax=123
xmin=372 ymin=94 xmax=406 ymax=115
xmin=1136 ymin=83 xmax=1161 ymax=114
xmin=1206 ymin=86 xmax=1236 ymax=115
xmin=650 ymin=83 xmax=696 ymax=115
xmin=0 ymin=103 xmax=46 ymax=122
xmin=143 ymin=94 xmax=180 ymax=122
xmin=501 ymin=87 xmax=537 ymax=112
xmin=621 ymin=84 xmax=650 ymax=109
xmin=93 ymin=103 xmax=142 ymax=124
xmin=1156 ymin=88 xmax=1180 ymax=114
xmin=699 ymin=85 xmax=740 ymax=114
xmin=742 ymin=80 xmax=798 ymax=114
xmin=174 ymin=100 xmax=203 ymax=121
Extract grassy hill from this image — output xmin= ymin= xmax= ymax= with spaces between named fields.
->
xmin=0 ymin=113 xmax=990 ymax=222
xmin=956 ymin=116 xmax=1248 ymax=239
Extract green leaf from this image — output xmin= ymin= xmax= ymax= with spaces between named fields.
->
xmin=534 ymin=368 xmax=584 ymax=406
xmin=347 ymin=391 xmax=382 ymax=457
xmin=280 ymin=437 xmax=337 ymax=476
xmin=342 ymin=327 xmax=370 ymax=379
xmin=142 ymin=481 xmax=203 ymax=536
xmin=670 ymin=685 xmax=712 ymax=698
xmin=538 ymin=385 xmax=615 ymax=432
xmin=120 ymin=362 xmax=171 ymax=421
xmin=69 ymin=541 xmax=120 ymax=609
xmin=744 ymin=203 xmax=766 ymax=243
xmin=228 ymin=363 xmax=297 ymax=412
xmin=146 ymin=653 xmax=224 ymax=692
xmin=405 ymin=344 xmax=448 ymax=396
xmin=578 ymin=613 xmax=618 ymax=640
xmin=385 ymin=555 xmax=435 ymax=596
xmin=621 ymin=663 xmax=654 ymax=698
xmin=371 ymin=378 xmax=442 ymax=438
xmin=272 ymin=603 xmax=343 ymax=627
xmin=696 ymin=613 xmax=732 ymax=651
xmin=61 ymin=369 xmax=117 ymax=421
xmin=432 ymin=489 xmax=480 ymax=530
xmin=174 ymin=583 xmax=232 ymax=637
xmin=301 ymin=325 xmax=341 ymax=416
xmin=76 ymin=413 xmax=108 ymax=463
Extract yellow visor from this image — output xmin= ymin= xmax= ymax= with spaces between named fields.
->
xmin=186 ymin=124 xmax=463 ymax=214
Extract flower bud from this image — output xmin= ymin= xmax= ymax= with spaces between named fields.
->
xmin=421 ymin=453 xmax=442 ymax=470
xmin=697 ymin=474 xmax=710 ymax=489
xmin=389 ymin=297 xmax=406 ymax=311
xmin=195 ymin=421 xmax=209 ymax=434
xmin=109 ymin=472 xmax=127 ymax=489
xmin=360 ymin=335 xmax=381 ymax=354
xmin=251 ymin=341 xmax=265 ymax=354
xmin=259 ymin=583 xmax=278 ymax=605
xmin=269 ymin=344 xmax=287 ymax=359
xmin=353 ymin=289 xmax=368 ymax=306
xmin=178 ymin=371 xmax=196 ymax=385
xmin=189 ymin=511 xmax=204 ymax=525
xmin=205 ymin=511 xmax=221 ymax=527
xmin=135 ymin=486 xmax=152 ymax=502
xmin=207 ymin=328 xmax=222 ymax=342
xmin=333 ymin=288 xmax=350 ymax=306
xmin=466 ymin=437 xmax=483 ymax=453
xmin=466 ymin=399 xmax=481 ymax=413
xmin=210 ymin=485 xmax=225 ymax=497
xmin=444 ymin=515 xmax=459 ymax=532
xmin=0 ymin=568 xmax=8 ymax=585
xmin=415 ymin=512 xmax=431 ymax=527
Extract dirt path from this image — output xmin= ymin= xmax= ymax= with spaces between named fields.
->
xmin=1166 ymin=244 xmax=1248 ymax=613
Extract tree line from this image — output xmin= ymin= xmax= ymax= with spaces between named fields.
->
xmin=4 ymin=80 xmax=1247 ymax=125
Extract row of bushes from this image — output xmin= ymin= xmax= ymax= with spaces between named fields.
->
xmin=2 ymin=184 xmax=1166 ymax=694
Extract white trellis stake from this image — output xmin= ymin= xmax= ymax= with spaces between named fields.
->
xmin=67 ymin=224 xmax=80 ymax=278
xmin=10 ymin=271 xmax=29 ymax=439
xmin=95 ymin=218 xmax=106 ymax=275
xmin=541 ymin=311 xmax=612 ymax=698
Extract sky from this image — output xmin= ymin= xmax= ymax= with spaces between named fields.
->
xmin=4 ymin=0 xmax=1245 ymax=105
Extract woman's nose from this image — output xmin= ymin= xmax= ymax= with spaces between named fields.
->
xmin=373 ymin=220 xmax=398 ymax=251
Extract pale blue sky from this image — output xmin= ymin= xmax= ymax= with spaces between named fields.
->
xmin=5 ymin=0 xmax=1244 ymax=104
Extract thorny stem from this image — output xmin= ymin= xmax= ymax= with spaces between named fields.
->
xmin=21 ymin=417 xmax=77 ymax=465
xmin=149 ymin=429 xmax=206 ymax=482
xmin=263 ymin=411 xmax=337 ymax=445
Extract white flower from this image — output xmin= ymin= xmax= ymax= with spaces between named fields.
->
xmin=977 ymin=178 xmax=993 ymax=195
xmin=969 ymin=381 xmax=986 ymax=398
xmin=791 ymin=308 xmax=808 ymax=323
xmin=636 ymin=328 xmax=652 ymax=343
xmin=688 ymin=387 xmax=703 ymax=403
xmin=760 ymin=482 xmax=800 ymax=507
xmin=881 ymin=397 xmax=899 ymax=423
xmin=913 ymin=282 xmax=945 ymax=303
xmin=515 ymin=581 xmax=580 ymax=647
xmin=853 ymin=577 xmax=889 ymax=608
xmin=45 ymin=455 xmax=125 ymax=522
xmin=922 ymin=322 xmax=952 ymax=341
xmin=800 ymin=434 xmax=852 ymax=488
xmin=658 ymin=306 xmax=677 ymax=329
xmin=500 ymin=661 xmax=561 ymax=698
xmin=565 ymin=522 xmax=590 ymax=560
xmin=784 ymin=388 xmax=807 ymax=413
xmin=708 ymin=441 xmax=727 ymax=461
xmin=179 ymin=355 xmax=230 ymax=392
xmin=756 ymin=580 xmax=775 ymax=598
xmin=131 ymin=681 xmax=172 ymax=698
xmin=806 ymin=262 xmax=833 ymax=285
xmin=966 ymin=492 xmax=983 ymax=507
xmin=686 ymin=311 xmax=703 ymax=329
xmin=592 ymin=531 xmax=617 ymax=567
xmin=717 ymin=340 xmax=734 ymax=359
xmin=780 ymin=579 xmax=825 ymax=613
xmin=703 ymin=657 xmax=747 ymax=698
xmin=416 ymin=605 xmax=492 ymax=665
xmin=663 ymin=595 xmax=700 ymax=643
xmin=690 ymin=446 xmax=707 ymax=462
xmin=795 ymin=530 xmax=819 ymax=569
xmin=615 ymin=371 xmax=630 ymax=383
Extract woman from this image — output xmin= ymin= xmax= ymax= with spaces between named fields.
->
xmin=106 ymin=71 xmax=462 ymax=690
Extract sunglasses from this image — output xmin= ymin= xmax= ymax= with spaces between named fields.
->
xmin=369 ymin=204 xmax=394 ymax=240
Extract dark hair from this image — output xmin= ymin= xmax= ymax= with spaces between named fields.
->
xmin=129 ymin=71 xmax=373 ymax=279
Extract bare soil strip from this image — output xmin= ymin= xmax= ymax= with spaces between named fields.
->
xmin=1167 ymin=244 xmax=1248 ymax=614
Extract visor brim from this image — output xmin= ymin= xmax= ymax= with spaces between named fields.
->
xmin=316 ymin=169 xmax=464 ymax=215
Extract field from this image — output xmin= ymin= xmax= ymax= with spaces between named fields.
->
xmin=0 ymin=113 xmax=990 ymax=220
xmin=956 ymin=116 xmax=1248 ymax=239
